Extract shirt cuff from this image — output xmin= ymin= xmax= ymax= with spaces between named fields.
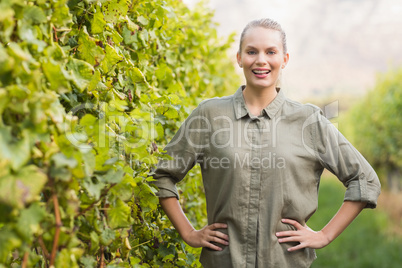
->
xmin=344 ymin=176 xmax=380 ymax=209
xmin=152 ymin=177 xmax=179 ymax=199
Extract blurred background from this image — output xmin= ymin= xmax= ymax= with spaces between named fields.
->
xmin=184 ymin=0 xmax=402 ymax=101
xmin=182 ymin=0 xmax=401 ymax=267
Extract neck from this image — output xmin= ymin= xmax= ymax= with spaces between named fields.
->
xmin=242 ymin=86 xmax=278 ymax=116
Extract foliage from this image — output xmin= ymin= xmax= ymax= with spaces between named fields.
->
xmin=309 ymin=175 xmax=402 ymax=267
xmin=0 ymin=0 xmax=239 ymax=266
xmin=341 ymin=68 xmax=402 ymax=190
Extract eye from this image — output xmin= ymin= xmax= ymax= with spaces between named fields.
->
xmin=267 ymin=51 xmax=276 ymax=55
xmin=247 ymin=51 xmax=256 ymax=55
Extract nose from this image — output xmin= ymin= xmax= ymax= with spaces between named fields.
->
xmin=255 ymin=52 xmax=267 ymax=65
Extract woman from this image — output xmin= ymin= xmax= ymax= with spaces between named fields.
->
xmin=153 ymin=18 xmax=381 ymax=267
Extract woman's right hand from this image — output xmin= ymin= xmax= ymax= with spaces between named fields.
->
xmin=159 ymin=198 xmax=229 ymax=251
xmin=183 ymin=223 xmax=229 ymax=251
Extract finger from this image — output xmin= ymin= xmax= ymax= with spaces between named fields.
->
xmin=209 ymin=236 xmax=229 ymax=246
xmin=211 ymin=230 xmax=229 ymax=241
xmin=287 ymin=243 xmax=306 ymax=252
xmin=204 ymin=241 xmax=224 ymax=251
xmin=275 ymin=231 xmax=297 ymax=237
xmin=209 ymin=223 xmax=228 ymax=230
xmin=277 ymin=236 xmax=301 ymax=243
xmin=282 ymin=218 xmax=303 ymax=230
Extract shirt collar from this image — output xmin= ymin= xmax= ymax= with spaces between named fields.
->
xmin=233 ymin=85 xmax=286 ymax=120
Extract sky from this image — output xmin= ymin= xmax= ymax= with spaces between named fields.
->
xmin=182 ymin=0 xmax=402 ymax=102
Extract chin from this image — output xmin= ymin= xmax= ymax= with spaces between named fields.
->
xmin=250 ymin=83 xmax=276 ymax=91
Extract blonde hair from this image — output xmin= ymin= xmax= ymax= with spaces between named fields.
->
xmin=238 ymin=18 xmax=287 ymax=55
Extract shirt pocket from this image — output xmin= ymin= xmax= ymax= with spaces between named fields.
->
xmin=200 ymin=245 xmax=231 ymax=268
xmin=276 ymin=220 xmax=299 ymax=249
xmin=276 ymin=220 xmax=297 ymax=232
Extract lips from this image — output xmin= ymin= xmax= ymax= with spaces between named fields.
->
xmin=252 ymin=69 xmax=271 ymax=75
xmin=252 ymin=69 xmax=271 ymax=79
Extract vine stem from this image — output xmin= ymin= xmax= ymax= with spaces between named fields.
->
xmin=132 ymin=239 xmax=152 ymax=249
xmin=38 ymin=236 xmax=50 ymax=267
xmin=21 ymin=251 xmax=29 ymax=268
xmin=99 ymin=246 xmax=105 ymax=268
xmin=50 ymin=194 xmax=62 ymax=266
xmin=53 ymin=25 xmax=58 ymax=42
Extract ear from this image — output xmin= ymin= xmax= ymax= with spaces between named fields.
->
xmin=236 ymin=51 xmax=242 ymax=68
xmin=281 ymin=53 xmax=290 ymax=69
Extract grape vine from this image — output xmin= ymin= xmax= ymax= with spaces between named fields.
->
xmin=0 ymin=0 xmax=239 ymax=267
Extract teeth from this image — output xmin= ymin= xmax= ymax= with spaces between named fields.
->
xmin=253 ymin=70 xmax=270 ymax=74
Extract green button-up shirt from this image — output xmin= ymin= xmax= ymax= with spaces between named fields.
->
xmin=153 ymin=86 xmax=381 ymax=268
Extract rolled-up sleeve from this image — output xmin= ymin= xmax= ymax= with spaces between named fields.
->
xmin=152 ymin=104 xmax=208 ymax=199
xmin=312 ymin=110 xmax=381 ymax=208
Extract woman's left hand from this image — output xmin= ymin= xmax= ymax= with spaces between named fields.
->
xmin=276 ymin=218 xmax=331 ymax=252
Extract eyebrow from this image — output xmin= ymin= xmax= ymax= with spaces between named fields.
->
xmin=245 ymin=45 xmax=279 ymax=50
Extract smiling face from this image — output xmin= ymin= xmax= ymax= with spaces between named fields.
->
xmin=237 ymin=27 xmax=289 ymax=93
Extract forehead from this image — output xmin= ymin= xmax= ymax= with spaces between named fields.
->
xmin=242 ymin=27 xmax=282 ymax=49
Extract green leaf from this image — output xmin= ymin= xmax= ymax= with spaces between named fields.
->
xmin=109 ymin=175 xmax=135 ymax=201
xmin=16 ymin=202 xmax=46 ymax=241
xmin=80 ymin=114 xmax=97 ymax=135
xmin=103 ymin=157 xmax=119 ymax=166
xmin=162 ymin=254 xmax=175 ymax=262
xmin=80 ymin=255 xmax=97 ymax=268
xmin=168 ymin=94 xmax=181 ymax=105
xmin=89 ymin=231 xmax=100 ymax=252
xmin=0 ymin=127 xmax=31 ymax=170
xmin=101 ymin=168 xmax=124 ymax=184
xmin=101 ymin=44 xmax=123 ymax=74
xmin=0 ymin=5 xmax=15 ymax=42
xmin=122 ymin=24 xmax=137 ymax=45
xmin=158 ymin=243 xmax=176 ymax=258
xmin=88 ymin=69 xmax=101 ymax=92
xmin=0 ymin=165 xmax=47 ymax=209
xmin=135 ymin=183 xmax=158 ymax=213
xmin=103 ymin=0 xmax=129 ymax=23
xmin=129 ymin=257 xmax=141 ymax=266
xmin=0 ymin=89 xmax=10 ymax=124
xmin=0 ymin=227 xmax=21 ymax=263
xmin=52 ymin=152 xmax=77 ymax=169
xmin=155 ymin=63 xmax=173 ymax=83
xmin=110 ymin=28 xmax=123 ymax=43
xmin=82 ymin=152 xmax=96 ymax=177
xmin=91 ymin=10 xmax=106 ymax=34
xmin=125 ymin=16 xmax=139 ymax=32
xmin=100 ymin=228 xmax=115 ymax=246
xmin=8 ymin=42 xmax=32 ymax=61
xmin=42 ymin=59 xmax=70 ymax=92
xmin=82 ymin=177 xmax=104 ymax=200
xmin=23 ymin=5 xmax=47 ymax=24
xmin=108 ymin=198 xmax=132 ymax=229
xmin=67 ymin=58 xmax=95 ymax=92
xmin=77 ymin=30 xmax=105 ymax=66
xmin=137 ymin=15 xmax=149 ymax=26
xmin=155 ymin=122 xmax=164 ymax=139
xmin=128 ymin=67 xmax=146 ymax=83
xmin=51 ymin=4 xmax=72 ymax=28
xmin=54 ymin=248 xmax=82 ymax=268
xmin=164 ymin=108 xmax=179 ymax=119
